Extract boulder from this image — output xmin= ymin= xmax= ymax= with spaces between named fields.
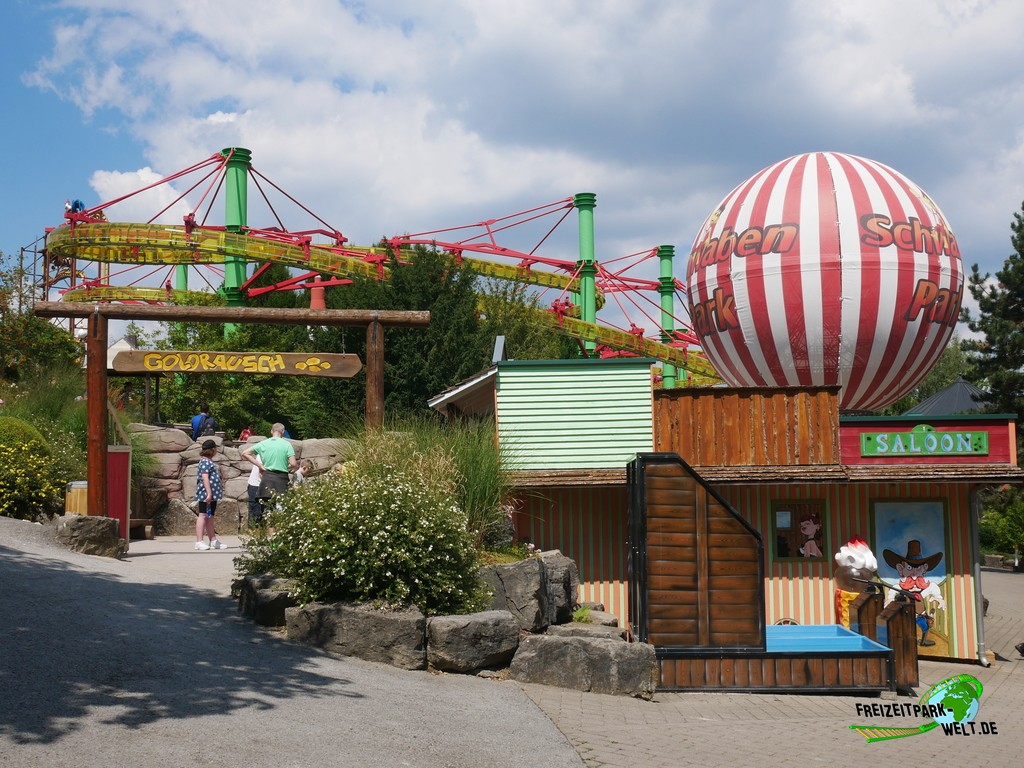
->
xmin=426 ymin=611 xmax=520 ymax=673
xmin=127 ymin=424 xmax=193 ymax=452
xmin=478 ymin=557 xmax=548 ymax=632
xmin=509 ymin=635 xmax=658 ymax=699
xmin=295 ymin=438 xmax=353 ymax=471
xmin=223 ymin=476 xmax=251 ymax=503
xmin=546 ymin=623 xmax=628 ymax=641
xmin=286 ymin=603 xmax=426 ymax=670
xmin=159 ymin=498 xmax=199 ymax=536
xmin=144 ymin=452 xmax=184 ymax=480
xmin=54 ymin=515 xmax=127 ymax=559
xmin=585 ymin=610 xmax=620 ymax=627
xmin=537 ymin=550 xmax=579 ymax=625
xmin=210 ymin=499 xmax=243 ymax=534
xmin=238 ymin=575 xmax=298 ymax=626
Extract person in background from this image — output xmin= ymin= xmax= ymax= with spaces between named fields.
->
xmin=194 ymin=439 xmax=227 ymax=550
xmin=241 ymin=422 xmax=298 ymax=524
xmin=191 ymin=403 xmax=217 ymax=441
xmin=292 ymin=458 xmax=314 ymax=486
xmin=238 ymin=424 xmax=254 ymax=442
xmin=245 ymin=462 xmax=263 ymax=529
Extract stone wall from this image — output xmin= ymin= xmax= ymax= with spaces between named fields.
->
xmin=126 ymin=424 xmax=352 ymax=534
xmin=241 ymin=551 xmax=659 ymax=698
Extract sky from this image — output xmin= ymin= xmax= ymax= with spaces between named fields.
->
xmin=3 ymin=0 xmax=1024 ymax=342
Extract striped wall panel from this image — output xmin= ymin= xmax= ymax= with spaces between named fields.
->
xmin=497 ymin=360 xmax=653 ymax=470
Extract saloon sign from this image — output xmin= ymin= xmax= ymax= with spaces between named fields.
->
xmin=860 ymin=424 xmax=989 ymax=458
xmin=113 ymin=350 xmax=362 ymax=378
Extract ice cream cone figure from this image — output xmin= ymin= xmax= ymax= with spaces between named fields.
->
xmin=833 ymin=536 xmax=879 ymax=628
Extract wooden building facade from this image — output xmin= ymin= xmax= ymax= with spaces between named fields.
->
xmin=432 ymin=358 xmax=1023 ymax=664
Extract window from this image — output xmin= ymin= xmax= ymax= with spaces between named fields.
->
xmin=772 ymin=499 xmax=826 ymax=560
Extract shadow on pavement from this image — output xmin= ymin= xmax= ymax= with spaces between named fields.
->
xmin=0 ymin=543 xmax=361 ymax=746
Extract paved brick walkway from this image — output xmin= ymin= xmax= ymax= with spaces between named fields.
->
xmin=524 ymin=567 xmax=1024 ymax=767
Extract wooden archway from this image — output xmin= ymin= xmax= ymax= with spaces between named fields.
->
xmin=33 ymin=301 xmax=429 ymax=517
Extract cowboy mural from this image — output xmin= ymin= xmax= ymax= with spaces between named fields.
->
xmin=881 ymin=539 xmax=947 ymax=648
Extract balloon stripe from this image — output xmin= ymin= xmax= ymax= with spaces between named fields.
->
xmin=809 ymin=153 xmax=841 ymax=386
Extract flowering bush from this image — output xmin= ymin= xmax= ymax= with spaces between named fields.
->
xmin=0 ymin=417 xmax=63 ymax=520
xmin=237 ymin=430 xmax=483 ymax=615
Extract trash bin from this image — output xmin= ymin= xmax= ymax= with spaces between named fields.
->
xmin=65 ymin=481 xmax=88 ymax=515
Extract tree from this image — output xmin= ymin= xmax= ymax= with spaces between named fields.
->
xmin=301 ymin=247 xmax=492 ymax=430
xmin=477 ymin=278 xmax=579 ymax=360
xmin=0 ymin=253 xmax=83 ymax=382
xmin=962 ymin=200 xmax=1024 ymax=423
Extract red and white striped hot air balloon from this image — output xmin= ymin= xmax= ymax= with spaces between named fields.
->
xmin=685 ymin=152 xmax=963 ymax=412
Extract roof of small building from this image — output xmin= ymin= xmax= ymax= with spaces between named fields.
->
xmin=902 ymin=377 xmax=989 ymax=416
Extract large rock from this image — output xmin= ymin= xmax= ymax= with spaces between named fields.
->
xmin=238 ymin=575 xmax=298 ymax=626
xmin=509 ymin=635 xmax=658 ymax=699
xmin=286 ymin=603 xmax=426 ymax=670
xmin=223 ymin=476 xmax=251 ymax=502
xmin=209 ymin=499 xmax=243 ymax=534
xmin=159 ymin=498 xmax=199 ymax=536
xmin=546 ymin=623 xmax=628 ymax=641
xmin=426 ymin=611 xmax=520 ymax=673
xmin=144 ymin=452 xmax=184 ymax=480
xmin=295 ymin=438 xmax=353 ymax=470
xmin=537 ymin=550 xmax=579 ymax=625
xmin=54 ymin=515 xmax=127 ymax=559
xmin=127 ymin=424 xmax=194 ymax=452
xmin=478 ymin=557 xmax=549 ymax=632
xmin=585 ymin=610 xmax=620 ymax=627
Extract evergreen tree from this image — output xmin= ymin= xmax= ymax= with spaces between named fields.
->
xmin=962 ymin=200 xmax=1024 ymax=422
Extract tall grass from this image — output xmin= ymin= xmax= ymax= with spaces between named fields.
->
xmin=341 ymin=414 xmax=516 ymax=549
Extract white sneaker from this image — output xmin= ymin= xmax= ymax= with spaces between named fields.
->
xmin=195 ymin=541 xmax=210 ymax=551
xmin=210 ymin=540 xmax=228 ymax=550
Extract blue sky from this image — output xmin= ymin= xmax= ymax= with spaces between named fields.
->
xmin=3 ymin=0 xmax=1024 ymax=338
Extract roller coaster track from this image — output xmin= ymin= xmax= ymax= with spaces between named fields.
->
xmin=49 ymin=222 xmax=719 ymax=380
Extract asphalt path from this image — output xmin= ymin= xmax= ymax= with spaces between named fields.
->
xmin=0 ymin=518 xmax=583 ymax=768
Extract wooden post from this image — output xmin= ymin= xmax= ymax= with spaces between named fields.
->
xmin=879 ymin=599 xmax=919 ymax=692
xmin=849 ymin=591 xmax=883 ymax=641
xmin=366 ymin=314 xmax=384 ymax=429
xmin=86 ymin=307 xmax=108 ymax=517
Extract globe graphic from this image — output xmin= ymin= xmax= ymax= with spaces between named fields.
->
xmin=923 ymin=675 xmax=982 ymax=725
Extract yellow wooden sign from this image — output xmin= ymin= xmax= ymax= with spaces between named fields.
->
xmin=112 ymin=350 xmax=362 ymax=378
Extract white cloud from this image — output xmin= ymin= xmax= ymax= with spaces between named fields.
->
xmin=19 ymin=0 xmax=1024 ymax=356
xmin=89 ymin=168 xmax=193 ymax=224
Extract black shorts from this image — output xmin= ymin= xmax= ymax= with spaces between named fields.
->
xmin=198 ymin=500 xmax=218 ymax=517
xmin=258 ymin=470 xmax=290 ymax=499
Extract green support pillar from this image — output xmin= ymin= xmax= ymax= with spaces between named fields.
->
xmin=573 ymin=192 xmax=597 ymax=355
xmin=221 ymin=147 xmax=251 ymax=335
xmin=657 ymin=245 xmax=678 ymax=388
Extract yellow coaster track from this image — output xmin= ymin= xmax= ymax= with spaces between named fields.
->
xmin=49 ymin=221 xmax=718 ymax=381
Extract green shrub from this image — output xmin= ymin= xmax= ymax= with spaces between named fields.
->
xmin=0 ymin=417 xmax=63 ymax=520
xmin=236 ymin=429 xmax=483 ymax=615
xmin=0 ymin=415 xmax=50 ymax=453
xmin=572 ymin=605 xmax=591 ymax=623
